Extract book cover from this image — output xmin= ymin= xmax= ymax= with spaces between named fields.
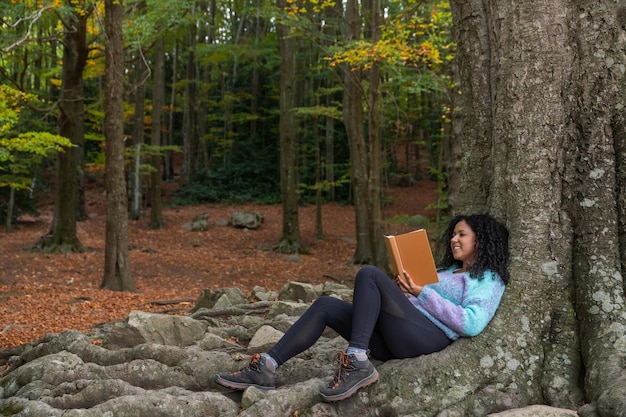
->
xmin=384 ymin=229 xmax=439 ymax=287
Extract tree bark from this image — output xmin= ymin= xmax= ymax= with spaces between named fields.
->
xmin=343 ymin=0 xmax=371 ymax=264
xmin=149 ymin=36 xmax=165 ymax=229
xmin=101 ymin=0 xmax=133 ymax=292
xmin=445 ymin=0 xmax=626 ymax=414
xmin=182 ymin=25 xmax=198 ymax=179
xmin=364 ymin=0 xmax=385 ymax=266
xmin=39 ymin=2 xmax=89 ymax=253
xmin=129 ymin=50 xmax=147 ymax=221
xmin=276 ymin=0 xmax=305 ymax=254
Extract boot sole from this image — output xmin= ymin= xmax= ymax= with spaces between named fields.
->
xmin=320 ymin=368 xmax=380 ymax=402
xmin=214 ymin=374 xmax=275 ymax=392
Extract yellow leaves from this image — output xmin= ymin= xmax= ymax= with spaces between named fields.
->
xmin=284 ymin=0 xmax=336 ymax=15
xmin=327 ymin=0 xmax=453 ymax=72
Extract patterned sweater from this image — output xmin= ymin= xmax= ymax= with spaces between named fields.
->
xmin=407 ymin=266 xmax=506 ymax=340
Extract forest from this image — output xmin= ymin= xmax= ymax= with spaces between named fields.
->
xmin=2 ymin=0 xmax=626 ymax=416
xmin=0 ymin=0 xmax=452 ymax=285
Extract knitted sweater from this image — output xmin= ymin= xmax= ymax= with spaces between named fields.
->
xmin=407 ymin=266 xmax=505 ymax=340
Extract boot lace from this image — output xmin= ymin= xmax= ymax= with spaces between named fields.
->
xmin=328 ymin=352 xmax=355 ymax=389
xmin=233 ymin=353 xmax=261 ymax=375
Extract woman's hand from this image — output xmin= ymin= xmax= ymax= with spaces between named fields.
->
xmin=394 ymin=270 xmax=423 ymax=297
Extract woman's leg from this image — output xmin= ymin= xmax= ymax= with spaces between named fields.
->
xmin=267 ymin=296 xmax=353 ymax=366
xmin=215 ymin=296 xmax=354 ymax=391
xmin=349 ymin=266 xmax=451 ymax=359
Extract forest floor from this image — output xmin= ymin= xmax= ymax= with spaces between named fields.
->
xmin=0 ymin=178 xmax=438 ymax=351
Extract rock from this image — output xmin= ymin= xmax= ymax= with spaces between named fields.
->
xmin=192 ymin=287 xmax=248 ymax=312
xmin=230 ymin=211 xmax=263 ymax=229
xmin=197 ymin=333 xmax=241 ymax=350
xmin=488 ymin=405 xmax=579 ymax=416
xmin=103 ymin=311 xmax=208 ymax=348
xmin=247 ymin=325 xmax=284 ymax=353
xmin=267 ymin=300 xmax=310 ymax=318
xmin=278 ymin=281 xmax=319 ymax=303
xmin=0 ymin=281 xmax=583 ymax=417
xmin=251 ymin=285 xmax=278 ymax=302
xmin=286 ymin=253 xmax=303 ymax=263
xmin=183 ymin=212 xmax=210 ymax=231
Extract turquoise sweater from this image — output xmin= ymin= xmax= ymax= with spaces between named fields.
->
xmin=407 ymin=267 xmax=505 ymax=340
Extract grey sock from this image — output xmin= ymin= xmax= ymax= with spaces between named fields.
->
xmin=345 ymin=347 xmax=368 ymax=361
xmin=262 ymin=354 xmax=278 ymax=372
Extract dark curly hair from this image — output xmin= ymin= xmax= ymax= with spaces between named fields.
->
xmin=438 ymin=214 xmax=510 ymax=284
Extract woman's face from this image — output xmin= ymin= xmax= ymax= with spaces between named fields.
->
xmin=450 ymin=220 xmax=477 ymax=267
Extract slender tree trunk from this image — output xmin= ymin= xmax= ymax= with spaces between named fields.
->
xmin=149 ymin=36 xmax=164 ymax=229
xmin=129 ymin=51 xmax=147 ymax=220
xmin=364 ymin=0 xmax=385 ymax=266
xmin=182 ymin=26 xmax=197 ymax=179
xmin=276 ymin=0 xmax=305 ymax=254
xmin=165 ymin=40 xmax=178 ymax=180
xmin=343 ymin=0 xmax=372 ymax=264
xmin=39 ymin=4 xmax=88 ymax=253
xmin=5 ymin=186 xmax=15 ymax=232
xmin=102 ymin=0 xmax=133 ymax=292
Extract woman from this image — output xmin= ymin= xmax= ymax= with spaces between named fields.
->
xmin=214 ymin=214 xmax=510 ymax=402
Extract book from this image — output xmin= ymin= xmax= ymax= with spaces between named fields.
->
xmin=384 ymin=229 xmax=439 ymax=287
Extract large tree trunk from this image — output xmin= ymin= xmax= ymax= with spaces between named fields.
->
xmin=39 ymin=3 xmax=88 ymax=253
xmin=437 ymin=0 xmax=626 ymax=414
xmin=101 ymin=0 xmax=133 ymax=292
xmin=566 ymin=2 xmax=626 ymax=413
xmin=276 ymin=0 xmax=305 ymax=254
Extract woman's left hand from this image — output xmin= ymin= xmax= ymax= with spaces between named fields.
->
xmin=394 ymin=270 xmax=423 ymax=297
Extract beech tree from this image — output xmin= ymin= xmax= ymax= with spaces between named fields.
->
xmin=276 ymin=0 xmax=305 ymax=254
xmin=102 ymin=0 xmax=133 ymax=292
xmin=421 ymin=0 xmax=626 ymax=414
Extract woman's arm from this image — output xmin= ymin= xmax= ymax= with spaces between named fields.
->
xmin=417 ymin=272 xmax=505 ymax=337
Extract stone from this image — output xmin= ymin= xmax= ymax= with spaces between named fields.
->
xmin=183 ymin=212 xmax=210 ymax=231
xmin=247 ymin=325 xmax=284 ymax=353
xmin=230 ymin=211 xmax=263 ymax=229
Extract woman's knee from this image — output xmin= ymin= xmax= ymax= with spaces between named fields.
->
xmin=355 ymin=265 xmax=387 ymax=286
xmin=308 ymin=295 xmax=346 ymax=313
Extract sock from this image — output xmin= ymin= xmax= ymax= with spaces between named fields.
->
xmin=345 ymin=346 xmax=368 ymax=361
xmin=261 ymin=353 xmax=278 ymax=372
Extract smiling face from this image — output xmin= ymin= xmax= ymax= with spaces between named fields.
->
xmin=450 ymin=220 xmax=477 ymax=270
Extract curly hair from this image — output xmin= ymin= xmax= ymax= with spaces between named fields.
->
xmin=438 ymin=214 xmax=510 ymax=284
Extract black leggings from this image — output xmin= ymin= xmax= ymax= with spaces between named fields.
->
xmin=268 ymin=265 xmax=452 ymax=365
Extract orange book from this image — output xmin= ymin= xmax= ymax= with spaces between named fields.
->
xmin=384 ymin=229 xmax=439 ymax=287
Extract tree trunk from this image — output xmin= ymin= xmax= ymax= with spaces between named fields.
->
xmin=364 ymin=0 xmax=385 ymax=266
xmin=437 ymin=0 xmax=626 ymax=414
xmin=149 ymin=36 xmax=164 ymax=229
xmin=39 ymin=3 xmax=88 ymax=253
xmin=165 ymin=40 xmax=178 ymax=181
xmin=565 ymin=2 xmax=626 ymax=413
xmin=276 ymin=0 xmax=305 ymax=254
xmin=129 ymin=51 xmax=147 ymax=221
xmin=101 ymin=0 xmax=134 ymax=292
xmin=5 ymin=186 xmax=15 ymax=232
xmin=182 ymin=26 xmax=198 ymax=179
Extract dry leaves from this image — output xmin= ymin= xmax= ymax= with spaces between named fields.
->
xmin=0 ymin=181 xmax=436 ymax=351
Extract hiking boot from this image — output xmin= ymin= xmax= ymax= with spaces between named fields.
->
xmin=319 ymin=351 xmax=379 ymax=402
xmin=214 ymin=353 xmax=276 ymax=391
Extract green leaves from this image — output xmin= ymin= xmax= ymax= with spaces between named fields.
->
xmin=0 ymin=85 xmax=72 ymax=189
